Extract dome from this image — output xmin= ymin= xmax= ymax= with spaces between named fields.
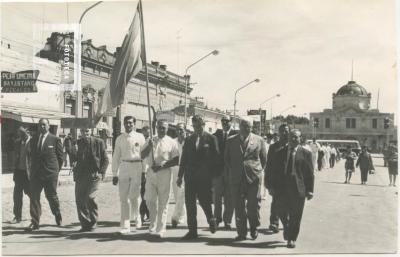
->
xmin=336 ymin=81 xmax=368 ymax=96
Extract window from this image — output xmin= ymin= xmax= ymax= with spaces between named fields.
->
xmin=346 ymin=118 xmax=356 ymax=129
xmin=325 ymin=118 xmax=331 ymax=128
xmin=372 ymin=118 xmax=377 ymax=129
xmin=83 ymin=102 xmax=92 ymax=118
xmin=65 ymin=99 xmax=75 ymax=115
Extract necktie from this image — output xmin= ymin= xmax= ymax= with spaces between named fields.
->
xmin=195 ymin=135 xmax=200 ymax=150
xmin=38 ymin=134 xmax=44 ymax=152
xmin=223 ymin=132 xmax=227 ymax=143
xmin=286 ymin=147 xmax=295 ymax=175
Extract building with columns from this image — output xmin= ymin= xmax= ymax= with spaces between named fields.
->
xmin=308 ymin=80 xmax=396 ymax=152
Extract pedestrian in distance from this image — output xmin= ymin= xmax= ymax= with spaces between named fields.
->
xmin=170 ymin=123 xmax=187 ymax=228
xmin=356 ymin=146 xmax=375 ymax=185
xmin=329 ymin=144 xmax=337 ymax=168
xmin=12 ymin=126 xmax=31 ymax=224
xmin=212 ymin=115 xmax=237 ymax=230
xmin=73 ymin=128 xmax=109 ymax=232
xmin=317 ymin=147 xmax=324 ymax=171
xmin=387 ymin=145 xmax=398 ymax=187
xmin=269 ymin=129 xmax=314 ymax=248
xmin=141 ymin=120 xmax=180 ymax=238
xmin=265 ymin=123 xmax=290 ymax=234
xmin=324 ymin=143 xmax=331 ymax=170
xmin=177 ymin=114 xmax=219 ymax=240
xmin=112 ymin=116 xmax=146 ymax=234
xmin=309 ymin=138 xmax=320 ymax=171
xmin=63 ymin=133 xmax=73 ymax=167
xmin=27 ymin=118 xmax=63 ymax=231
xmin=225 ymin=119 xmax=267 ymax=241
xmin=344 ymin=145 xmax=357 ymax=184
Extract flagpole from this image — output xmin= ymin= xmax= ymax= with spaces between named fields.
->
xmin=138 ymin=0 xmax=155 ymax=162
xmin=138 ymin=0 xmax=152 ymax=138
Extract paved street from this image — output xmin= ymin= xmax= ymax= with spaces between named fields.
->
xmin=2 ymin=156 xmax=397 ymax=255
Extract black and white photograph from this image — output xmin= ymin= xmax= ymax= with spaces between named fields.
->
xmin=0 ymin=0 xmax=398 ymax=255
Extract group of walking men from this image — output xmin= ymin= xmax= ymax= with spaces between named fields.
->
xmin=12 ymin=114 xmax=314 ymax=249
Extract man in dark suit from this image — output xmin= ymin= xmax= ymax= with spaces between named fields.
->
xmin=27 ymin=118 xmax=63 ymax=231
xmin=177 ymin=115 xmax=219 ymax=240
xmin=212 ymin=115 xmax=237 ymax=230
xmin=224 ymin=119 xmax=267 ymax=240
xmin=265 ymin=123 xmax=290 ymax=233
xmin=267 ymin=129 xmax=314 ymax=248
xmin=73 ymin=128 xmax=109 ymax=232
xmin=12 ymin=126 xmax=31 ymax=223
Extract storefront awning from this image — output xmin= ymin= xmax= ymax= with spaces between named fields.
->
xmin=1 ymin=102 xmax=74 ymax=126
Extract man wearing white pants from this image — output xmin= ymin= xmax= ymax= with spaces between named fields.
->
xmin=309 ymin=138 xmax=320 ymax=171
xmin=142 ymin=120 xmax=179 ymax=238
xmin=112 ymin=116 xmax=146 ymax=234
xmin=171 ymin=123 xmax=186 ymax=228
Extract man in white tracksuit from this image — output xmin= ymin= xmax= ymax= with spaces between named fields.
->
xmin=112 ymin=116 xmax=146 ymax=234
xmin=142 ymin=120 xmax=179 ymax=238
xmin=171 ymin=123 xmax=186 ymax=228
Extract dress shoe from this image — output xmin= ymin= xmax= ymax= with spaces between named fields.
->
xmin=224 ymin=223 xmax=232 ymax=230
xmin=269 ymin=225 xmax=279 ymax=233
xmin=171 ymin=219 xmax=178 ymax=228
xmin=78 ymin=227 xmax=94 ymax=232
xmin=55 ymin=214 xmax=62 ymax=226
xmin=11 ymin=217 xmax=22 ymax=224
xmin=26 ymin=223 xmax=39 ymax=231
xmin=287 ymin=240 xmax=296 ymax=248
xmin=209 ymin=218 xmax=217 ymax=234
xmin=181 ymin=231 xmax=198 ymax=240
xmin=250 ymin=228 xmax=258 ymax=240
xmin=234 ymin=235 xmax=247 ymax=241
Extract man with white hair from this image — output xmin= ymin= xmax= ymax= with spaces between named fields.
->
xmin=142 ymin=120 xmax=180 ymax=238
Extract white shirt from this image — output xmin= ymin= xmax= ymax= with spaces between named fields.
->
xmin=330 ymin=147 xmax=337 ymax=155
xmin=112 ymin=131 xmax=146 ymax=176
xmin=145 ymin=135 xmax=179 ymax=168
xmin=309 ymin=142 xmax=320 ymax=154
xmin=37 ymin=132 xmax=49 ymax=150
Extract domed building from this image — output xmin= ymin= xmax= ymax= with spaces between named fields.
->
xmin=309 ymin=80 xmax=396 ymax=152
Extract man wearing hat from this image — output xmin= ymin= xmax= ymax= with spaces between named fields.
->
xmin=212 ymin=115 xmax=237 ymax=229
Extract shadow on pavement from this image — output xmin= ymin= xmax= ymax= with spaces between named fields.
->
xmin=322 ymin=181 xmax=390 ymax=188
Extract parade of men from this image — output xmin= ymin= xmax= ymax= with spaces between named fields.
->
xmin=73 ymin=128 xmax=109 ymax=232
xmin=27 ymin=118 xmax=63 ymax=231
xmin=212 ymin=115 xmax=236 ymax=229
xmin=265 ymin=123 xmax=290 ymax=234
xmin=12 ymin=126 xmax=31 ymax=223
xmin=177 ymin=115 xmax=219 ymax=239
xmin=170 ymin=123 xmax=187 ymax=228
xmin=112 ymin=116 xmax=146 ymax=234
xmin=224 ymin=119 xmax=267 ymax=240
xmin=2 ymin=1 xmax=398 ymax=255
xmin=141 ymin=120 xmax=179 ymax=237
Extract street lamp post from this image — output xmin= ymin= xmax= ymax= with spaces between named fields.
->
xmin=233 ymin=78 xmax=260 ymax=127
xmin=184 ymin=50 xmax=219 ymax=126
xmin=258 ymin=94 xmax=280 ymax=135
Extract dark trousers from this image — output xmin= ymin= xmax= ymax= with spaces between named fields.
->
xmin=330 ymin=154 xmax=336 ymax=168
xmin=13 ymin=170 xmax=30 ymax=219
xmin=75 ymin=173 xmax=99 ymax=229
xmin=317 ymin=157 xmax=323 ymax=171
xmin=140 ymin=173 xmax=149 ymax=221
xmin=231 ymin=180 xmax=261 ymax=237
xmin=185 ymin=176 xmax=214 ymax=233
xmin=212 ymin=174 xmax=234 ymax=225
xmin=30 ymin=176 xmax=61 ymax=226
xmin=360 ymin=169 xmax=369 ymax=183
xmin=269 ymin=196 xmax=280 ymax=228
xmin=276 ymin=192 xmax=305 ymax=241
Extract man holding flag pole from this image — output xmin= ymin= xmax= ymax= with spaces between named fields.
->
xmin=95 ymin=0 xmax=155 ymax=234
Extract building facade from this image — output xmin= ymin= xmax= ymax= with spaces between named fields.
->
xmin=308 ymin=80 xmax=396 ymax=152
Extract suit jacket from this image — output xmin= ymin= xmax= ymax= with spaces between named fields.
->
xmin=74 ymin=136 xmax=109 ymax=175
xmin=278 ymin=145 xmax=314 ymax=198
xmin=213 ymin=128 xmax=237 ymax=176
xmin=31 ymin=133 xmax=63 ymax=179
xmin=14 ymin=137 xmax=32 ymax=179
xmin=264 ymin=141 xmax=288 ymax=194
xmin=356 ymin=152 xmax=374 ymax=171
xmin=224 ymin=133 xmax=267 ymax=186
xmin=178 ymin=131 xmax=220 ymax=181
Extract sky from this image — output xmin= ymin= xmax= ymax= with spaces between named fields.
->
xmin=1 ymin=0 xmax=398 ymax=119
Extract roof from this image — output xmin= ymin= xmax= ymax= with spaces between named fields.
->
xmin=336 ymin=81 xmax=369 ymax=96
